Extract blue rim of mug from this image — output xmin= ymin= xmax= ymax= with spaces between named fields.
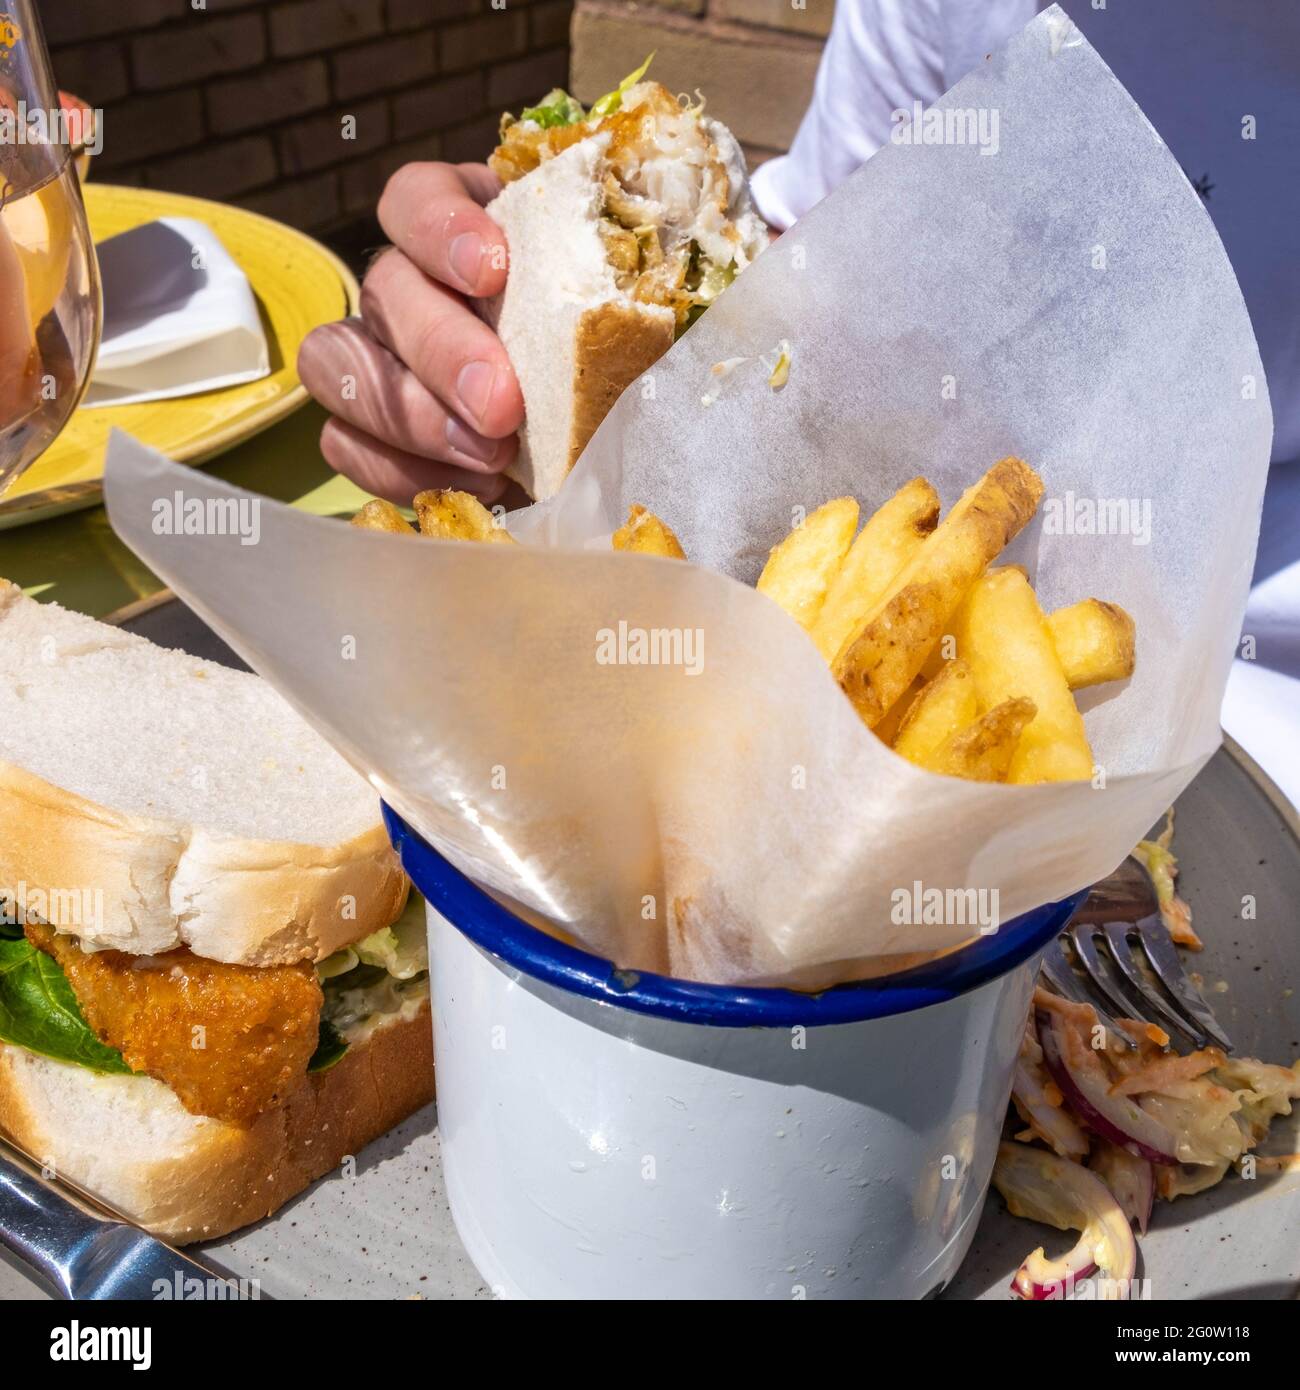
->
xmin=384 ymin=804 xmax=1087 ymax=1028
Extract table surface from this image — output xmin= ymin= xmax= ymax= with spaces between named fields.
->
xmin=1 ymin=401 xmax=371 ymax=619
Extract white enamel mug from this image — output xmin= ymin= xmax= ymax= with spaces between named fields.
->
xmin=385 ymin=808 xmax=1082 ymax=1301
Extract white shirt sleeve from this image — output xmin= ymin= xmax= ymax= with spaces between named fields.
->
xmin=749 ymin=0 xmax=947 ymax=231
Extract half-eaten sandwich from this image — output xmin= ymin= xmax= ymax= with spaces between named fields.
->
xmin=486 ymin=57 xmax=769 ymax=500
xmin=0 ymin=579 xmax=433 ymax=1243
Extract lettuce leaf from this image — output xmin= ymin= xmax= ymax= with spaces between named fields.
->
xmin=313 ymin=894 xmax=429 ymax=1060
xmin=520 ymin=88 xmax=586 ymax=128
xmin=588 ymin=52 xmax=655 ymax=120
xmin=317 ymin=894 xmax=426 ymax=983
xmin=353 ymin=910 xmax=426 ymax=980
xmin=0 ymin=921 xmax=132 ymax=1075
xmin=517 ymin=53 xmax=655 ymax=131
xmin=316 ymin=945 xmax=358 ymax=980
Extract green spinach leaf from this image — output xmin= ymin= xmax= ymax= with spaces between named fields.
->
xmin=0 ymin=933 xmax=133 ymax=1075
xmin=308 ymin=1017 xmax=348 ymax=1074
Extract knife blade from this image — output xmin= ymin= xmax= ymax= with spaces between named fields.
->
xmin=0 ymin=1134 xmax=263 ymax=1300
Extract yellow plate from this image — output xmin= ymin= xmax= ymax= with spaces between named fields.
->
xmin=0 ymin=184 xmax=360 ymax=528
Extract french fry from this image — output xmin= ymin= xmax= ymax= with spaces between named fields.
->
xmin=924 ymin=600 xmax=1133 ymax=693
xmin=1047 ymin=598 xmax=1136 ymax=689
xmin=833 ymin=458 xmax=1044 ymax=727
xmin=413 ymin=489 xmax=515 ymax=544
xmin=350 ymin=499 xmax=416 ymax=535
xmin=756 ymin=497 xmax=859 ymax=631
xmin=892 ymin=659 xmax=978 ymax=763
xmin=810 ymin=478 xmax=940 ymax=660
xmin=612 ymin=504 xmax=686 ymax=559
xmin=952 ymin=567 xmax=1093 ymax=783
xmin=927 ymin=696 xmax=1037 ymax=781
xmin=872 ymin=678 xmax=922 ymax=746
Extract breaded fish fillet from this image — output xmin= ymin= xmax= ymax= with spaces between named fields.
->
xmin=26 ymin=921 xmax=322 ymax=1126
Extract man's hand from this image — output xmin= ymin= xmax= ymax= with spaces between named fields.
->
xmin=298 ymin=162 xmax=525 ymax=504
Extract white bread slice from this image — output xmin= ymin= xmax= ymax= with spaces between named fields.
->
xmin=0 ymin=1002 xmax=434 ymax=1245
xmin=485 ymin=133 xmax=676 ymax=501
xmin=0 ymin=579 xmax=407 ymax=964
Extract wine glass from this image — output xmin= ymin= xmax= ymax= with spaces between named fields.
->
xmin=0 ymin=0 xmax=101 ymax=498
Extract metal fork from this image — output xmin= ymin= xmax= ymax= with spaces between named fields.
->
xmin=1039 ymin=855 xmax=1233 ymax=1054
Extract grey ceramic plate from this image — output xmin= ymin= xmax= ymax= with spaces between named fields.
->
xmin=945 ymin=738 xmax=1300 ymax=1302
xmin=1 ymin=597 xmax=1295 ymax=1301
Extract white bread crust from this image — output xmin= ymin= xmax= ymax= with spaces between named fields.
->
xmin=0 ymin=1004 xmax=434 ymax=1245
xmin=0 ymin=757 xmax=408 ymax=964
xmin=485 ymin=134 xmax=675 ymax=499
xmin=0 ymin=578 xmax=407 ymax=964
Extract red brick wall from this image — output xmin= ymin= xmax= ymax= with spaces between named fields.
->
xmin=570 ymin=0 xmax=833 ymax=169
xmin=39 ymin=0 xmax=576 ymax=234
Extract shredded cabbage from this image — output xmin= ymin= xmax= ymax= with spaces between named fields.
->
xmin=1133 ymin=809 xmax=1201 ymax=948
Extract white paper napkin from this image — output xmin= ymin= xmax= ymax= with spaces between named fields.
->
xmin=83 ymin=216 xmax=270 ymax=408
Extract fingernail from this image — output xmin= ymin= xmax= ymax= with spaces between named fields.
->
xmin=445 ymin=415 xmax=499 ymax=464
xmin=449 ymin=232 xmax=484 ymax=292
xmin=456 ymin=360 xmax=497 ymax=426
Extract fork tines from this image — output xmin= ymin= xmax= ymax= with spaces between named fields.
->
xmin=1046 ymin=915 xmax=1233 ymax=1054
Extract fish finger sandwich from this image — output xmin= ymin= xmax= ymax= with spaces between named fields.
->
xmin=485 ymin=57 xmax=769 ymax=500
xmin=0 ymin=579 xmax=433 ymax=1243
